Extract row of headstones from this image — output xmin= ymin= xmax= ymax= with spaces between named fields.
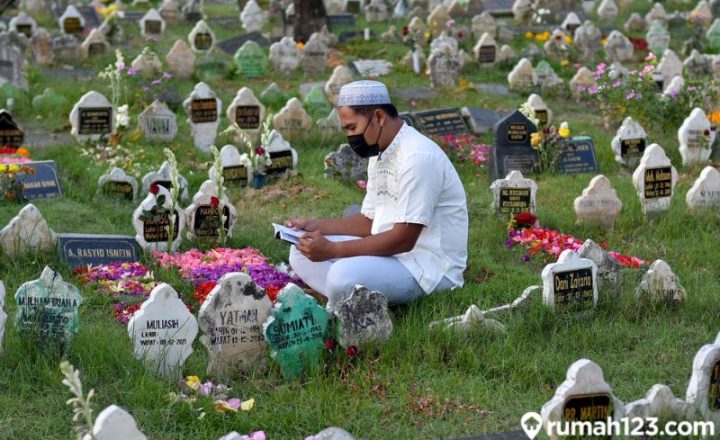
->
xmin=4 ymin=267 xmax=393 ymax=381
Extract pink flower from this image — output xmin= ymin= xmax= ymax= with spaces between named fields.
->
xmin=126 ymin=67 xmax=138 ymax=76
xmin=199 ymin=381 xmax=213 ymax=396
xmin=152 ymin=79 xmax=162 ymax=85
xmin=626 ymin=92 xmax=636 ymax=100
xmin=116 ymin=63 xmax=125 ymax=72
xmin=588 ymin=85 xmax=598 ymax=94
xmin=356 ymin=180 xmax=367 ymax=190
xmin=162 ymin=72 xmax=173 ymax=79
xmin=576 ymin=85 xmax=586 ymax=93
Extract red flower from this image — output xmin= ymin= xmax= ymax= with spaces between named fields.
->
xmin=704 ymin=129 xmax=711 ymax=137
xmin=345 ymin=345 xmax=358 ymax=357
xmin=193 ymin=281 xmax=217 ymax=304
xmin=554 ymin=34 xmax=562 ymax=41
xmin=255 ymin=147 xmax=266 ymax=156
xmin=514 ymin=212 xmax=537 ymax=228
xmin=402 ymin=26 xmax=409 ymax=36
xmin=456 ymin=31 xmax=463 ymax=39
xmin=628 ymin=37 xmax=648 ymax=51
xmin=210 ymin=196 xmax=219 ymax=208
xmin=149 ymin=182 xmax=160 ymax=195
xmin=324 ymin=338 xmax=336 ymax=350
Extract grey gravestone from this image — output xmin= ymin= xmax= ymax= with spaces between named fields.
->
xmin=577 ymin=239 xmax=621 ymax=296
xmin=138 ymin=100 xmax=178 ymax=141
xmin=324 ymin=144 xmax=369 ymax=182
xmin=334 ymin=285 xmax=393 ymax=348
xmin=52 ymin=35 xmax=81 ymax=63
xmin=15 ymin=266 xmax=82 ymax=348
xmin=98 ymin=167 xmax=138 ymax=201
xmin=412 ymin=108 xmax=469 ymax=136
xmin=461 ymin=107 xmax=509 ymax=134
xmin=217 ymin=32 xmax=270 ymax=55
xmin=0 ymin=44 xmax=27 ymax=90
xmin=0 ymin=204 xmax=55 ymax=258
xmin=489 ymin=110 xmax=538 ymax=180
xmin=57 ymin=233 xmax=139 ymax=268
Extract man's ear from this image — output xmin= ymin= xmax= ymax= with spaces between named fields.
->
xmin=375 ymin=109 xmax=385 ymax=127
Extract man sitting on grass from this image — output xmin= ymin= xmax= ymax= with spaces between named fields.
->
xmin=285 ymin=80 xmax=468 ymax=308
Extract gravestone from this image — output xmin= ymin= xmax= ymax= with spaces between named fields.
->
xmin=269 ymin=37 xmax=301 ymax=75
xmin=411 ymin=108 xmax=469 ymax=136
xmin=679 ymin=108 xmax=715 ymax=166
xmin=226 ymin=87 xmax=265 ymax=141
xmin=304 ymin=86 xmax=332 ymax=115
xmin=324 ymin=65 xmax=354 ymax=107
xmin=526 ymin=94 xmax=552 ymax=126
xmin=708 ymin=19 xmax=720 ymax=51
xmin=138 ymin=100 xmax=178 ymax=142
xmin=507 ymin=57 xmax=537 ymax=91
xmin=233 ymin=40 xmax=268 ymax=78
xmin=490 ymin=170 xmax=537 ymax=214
xmin=428 ymin=44 xmax=460 ymax=89
xmin=625 ymin=384 xmax=694 ymax=422
xmin=185 ymin=180 xmax=238 ymax=241
xmin=489 ymin=110 xmax=538 ymax=180
xmin=141 ymin=161 xmax=190 ymax=200
xmin=596 ymin=0 xmax=618 ymax=21
xmin=0 ymin=204 xmax=55 ymax=258
xmin=656 ymin=49 xmax=682 ymax=87
xmin=534 ymin=61 xmax=563 ymax=91
xmin=334 ymin=285 xmax=393 ymax=348
xmin=56 ymin=233 xmax=139 ymax=268
xmin=684 ymin=50 xmax=712 ymax=78
xmin=199 ymin=272 xmax=272 ymax=377
xmin=604 ymin=31 xmax=633 ymax=63
xmin=472 ymin=12 xmax=497 ymax=40
xmin=302 ymin=33 xmax=329 ymax=75
xmin=512 ymin=0 xmax=532 ymax=22
xmin=0 ymin=44 xmax=27 ymax=90
xmin=632 ymin=144 xmax=678 ymax=218
xmin=430 ymin=33 xmax=459 ymax=53
xmin=14 ymin=266 xmax=82 ymax=347
xmin=557 ymin=137 xmax=599 ymax=175
xmin=561 ymin=12 xmax=581 ymax=34
xmin=0 ymin=281 xmax=5 ymax=352
xmin=497 ymin=45 xmax=517 ymax=64
xmin=645 ymin=2 xmax=668 ymax=25
xmin=15 ymin=160 xmax=63 ymax=200
xmin=646 ymin=19 xmax=670 ymax=56
xmin=69 ymin=91 xmax=114 ymax=143
xmin=687 ymin=166 xmax=720 ymax=210
xmin=324 ymin=143 xmax=369 ymax=182
xmin=132 ymin=185 xmax=185 ymax=252
xmin=59 ymin=5 xmax=85 ymax=35
xmin=691 ymin=0 xmax=714 ymax=27
xmin=541 ymin=359 xmax=625 ymax=439
xmin=131 ymin=49 xmax=162 ymax=79
xmin=128 ymin=283 xmax=198 ymax=376
xmin=574 ymin=20 xmax=602 ymax=61
xmin=86 ymin=405 xmax=148 ymax=440
xmin=140 ymin=8 xmax=165 ymax=37
xmin=611 ymin=117 xmax=647 ymax=168
xmin=474 ymin=32 xmax=497 ymax=65
xmin=166 ymin=40 xmax=196 ymax=79
xmin=98 ymin=167 xmax=138 ymax=201
xmin=624 ymin=13 xmax=646 ymax=33
xmin=365 ymin=0 xmax=389 ymax=21
xmin=272 ymin=97 xmax=312 ymax=140
xmin=9 ymin=12 xmax=36 ymax=38
xmin=348 ymin=59 xmax=393 ymax=77
xmin=262 ymin=283 xmax=330 ymax=380
xmin=240 ymin=0 xmax=267 ymax=33
xmin=573 ymin=175 xmax=622 ymax=229
xmin=427 ymin=5 xmax=451 ymax=37
xmin=541 ymin=250 xmax=598 ymax=313
xmin=461 ymin=107 xmax=508 ymax=134
xmin=188 ymin=20 xmax=215 ymax=54
xmin=636 ymin=260 xmax=686 ymax=307
xmin=159 ymin=0 xmax=181 ymax=21
xmin=569 ymin=67 xmax=596 ymax=97
xmin=208 ymin=145 xmax=252 ymax=187
xmin=80 ymin=28 xmax=109 ymax=59
xmin=543 ymin=29 xmax=569 ymax=62
xmin=317 ymin=108 xmax=343 ymax=141
xmin=260 ymin=82 xmax=290 ymax=109
xmin=577 ymin=239 xmax=622 ymax=297
xmin=29 ymin=28 xmax=54 ymax=65
xmin=183 ymin=82 xmax=222 ymax=152
xmin=0 ymin=109 xmax=23 ymax=147
xmin=687 ymin=332 xmax=720 ymax=425
xmin=265 ymin=129 xmax=298 ymax=175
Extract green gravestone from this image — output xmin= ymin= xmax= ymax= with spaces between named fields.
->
xmin=32 ymin=88 xmax=68 ymax=114
xmin=707 ymin=19 xmax=720 ymax=52
xmin=233 ymin=40 xmax=268 ymax=79
xmin=303 ymin=85 xmax=331 ymax=116
xmin=263 ymin=283 xmax=330 ymax=380
xmin=14 ymin=266 xmax=82 ymax=347
xmin=260 ymin=82 xmax=290 ymax=110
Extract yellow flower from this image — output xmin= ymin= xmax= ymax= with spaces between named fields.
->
xmin=9 ymin=164 xmax=20 ymax=172
xmin=240 ymin=398 xmax=255 ymax=411
xmin=600 ymin=38 xmax=607 ymax=46
xmin=424 ymin=31 xmax=431 ymax=41
xmin=564 ymin=35 xmax=573 ymax=45
xmin=560 ymin=59 xmax=569 ymax=66
xmin=0 ymin=164 xmax=6 ymax=172
xmin=297 ymin=41 xmax=304 ymax=50
xmin=98 ymin=4 xmax=118 ymax=19
xmin=525 ymin=31 xmax=534 ymax=39
xmin=708 ymin=110 xmax=720 ymax=125
xmin=558 ymin=122 xmax=570 ymax=138
xmin=530 ymin=132 xmax=543 ymax=148
xmin=185 ymin=375 xmax=201 ymax=391
xmin=17 ymin=147 xmax=30 ymax=157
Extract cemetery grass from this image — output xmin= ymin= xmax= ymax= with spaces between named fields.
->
xmin=2 ymin=9 xmax=720 ymax=440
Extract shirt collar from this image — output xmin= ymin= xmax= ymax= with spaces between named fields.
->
xmin=378 ymin=122 xmax=407 ymax=161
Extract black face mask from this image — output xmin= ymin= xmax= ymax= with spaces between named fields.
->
xmin=347 ymin=117 xmax=383 ymax=158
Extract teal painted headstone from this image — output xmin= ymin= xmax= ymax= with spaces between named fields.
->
xmin=260 ymin=82 xmax=289 ymax=110
xmin=14 ymin=266 xmax=82 ymax=347
xmin=263 ymin=283 xmax=330 ymax=380
xmin=234 ymin=40 xmax=268 ymax=78
xmin=32 ymin=88 xmax=68 ymax=113
xmin=707 ymin=19 xmax=720 ymax=52
xmin=303 ymin=85 xmax=331 ymax=116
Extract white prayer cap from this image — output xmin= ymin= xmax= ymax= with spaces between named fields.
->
xmin=337 ymin=80 xmax=392 ymax=107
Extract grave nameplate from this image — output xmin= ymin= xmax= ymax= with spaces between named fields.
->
xmin=498 ymin=188 xmax=531 ymax=214
xmin=191 ymin=98 xmax=218 ymax=123
xmin=621 ymin=138 xmax=645 ymax=160
xmin=153 ymin=180 xmax=172 ymax=191
xmin=194 ymin=33 xmax=213 ymax=51
xmin=478 ymin=45 xmax=496 ymax=63
xmin=223 ymin=165 xmax=249 ymax=186
xmin=553 ymin=267 xmax=594 ymax=312
xmin=57 ymin=233 xmax=139 ymax=267
xmin=145 ymin=20 xmax=162 ymax=35
xmin=87 ymin=43 xmax=105 ymax=57
xmin=234 ymin=105 xmax=261 ymax=129
xmin=143 ymin=211 xmax=180 ymax=242
xmin=709 ymin=357 xmax=720 ymax=410
xmin=490 ymin=110 xmax=539 ymax=180
xmin=16 ymin=24 xmax=32 ymax=38
xmin=644 ymin=167 xmax=673 ymax=199
xmin=563 ymin=393 xmax=612 ymax=422
xmin=557 ymin=137 xmax=599 ymax=175
xmin=193 ymin=205 xmax=230 ymax=238
xmin=64 ymin=17 xmax=82 ymax=35
xmin=267 ymin=150 xmax=293 ymax=175
xmin=412 ymin=108 xmax=469 ymax=136
xmin=78 ymin=107 xmax=112 ymax=135
xmin=535 ymin=109 xmax=548 ymax=125
xmin=328 ymin=14 xmax=356 ymax=26
xmin=0 ymin=111 xmax=24 ymax=147
xmin=20 ymin=160 xmax=63 ymax=200
xmin=346 ymin=0 xmax=361 ymax=14
xmin=103 ymin=181 xmax=134 ymax=200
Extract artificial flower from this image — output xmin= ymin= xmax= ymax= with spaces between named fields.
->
xmin=530 ymin=132 xmax=543 ymax=148
xmin=345 ymin=346 xmax=358 ymax=357
xmin=241 ymin=398 xmax=255 ymax=411
xmin=150 ymin=182 xmax=160 ymax=195
xmin=558 ymin=122 xmax=570 ymax=138
xmin=215 ymin=398 xmax=241 ymax=412
xmin=324 ymin=338 xmax=336 ymax=350
xmin=211 ymin=196 xmax=220 ymax=208
xmin=16 ymin=147 xmax=30 ymax=158
xmin=186 ymin=375 xmax=201 ymax=391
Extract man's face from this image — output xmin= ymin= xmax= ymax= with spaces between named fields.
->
xmin=338 ymin=106 xmax=379 ymax=139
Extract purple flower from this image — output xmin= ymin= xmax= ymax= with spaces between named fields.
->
xmin=522 ymin=254 xmax=530 ymax=262
xmin=142 ymin=85 xmax=148 ymax=91
xmin=116 ymin=63 xmax=125 ymax=72
xmin=199 ymin=381 xmax=213 ymax=396
xmin=687 ymin=86 xmax=697 ymax=92
xmin=162 ymin=72 xmax=173 ymax=79
xmin=126 ymin=67 xmax=138 ymax=76
xmin=576 ymin=85 xmax=586 ymax=93
xmin=152 ymin=79 xmax=162 ymax=85
xmin=626 ymin=92 xmax=636 ymax=100
xmin=504 ymin=239 xmax=514 ymax=249
xmin=612 ymin=81 xmax=621 ymax=88
xmin=588 ymin=85 xmax=598 ymax=94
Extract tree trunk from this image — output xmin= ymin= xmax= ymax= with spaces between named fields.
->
xmin=294 ymin=0 xmax=328 ymax=43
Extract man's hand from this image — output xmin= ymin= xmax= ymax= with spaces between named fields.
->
xmin=296 ymin=231 xmax=337 ymax=262
xmin=284 ymin=218 xmax=318 ymax=231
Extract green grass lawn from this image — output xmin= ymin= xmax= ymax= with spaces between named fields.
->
xmin=1 ymin=2 xmax=720 ymax=439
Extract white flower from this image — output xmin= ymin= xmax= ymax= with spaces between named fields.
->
xmin=239 ymin=153 xmax=252 ymax=168
xmin=116 ymin=104 xmax=130 ymax=127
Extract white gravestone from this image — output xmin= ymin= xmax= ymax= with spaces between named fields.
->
xmin=0 ymin=203 xmax=55 ymax=258
xmin=611 ymin=116 xmax=648 ymax=167
xmin=98 ymin=167 xmax=139 ymax=201
xmin=561 ymin=12 xmax=581 ymax=34
xmin=185 ymin=180 xmax=238 ymax=241
xmin=632 ymin=144 xmax=678 ymax=217
xmin=645 ymin=3 xmax=668 ymax=25
xmin=541 ymin=250 xmax=598 ymax=313
xmin=472 ymin=12 xmax=497 ymax=40
xmin=69 ymin=91 xmax=115 ymax=143
xmin=131 ymin=49 xmax=162 ymax=80
xmin=188 ymin=20 xmax=215 ymax=54
xmin=573 ymin=175 xmax=622 ymax=229
xmin=265 ymin=129 xmax=298 ymax=175
xmin=208 ymin=145 xmax=253 ymax=187
xmin=507 ymin=58 xmax=537 ymax=91
xmin=596 ymin=0 xmax=618 ymax=21
xmin=269 ymin=37 xmax=302 ymax=75
xmin=226 ymin=87 xmax=265 ymax=142
xmin=541 ymin=359 xmax=625 ymax=440
xmin=240 ymin=0 xmax=267 ymax=33
xmin=0 ymin=281 xmax=6 ymax=353
xmin=656 ymin=49 xmax=683 ymax=87
xmin=603 ymin=30 xmax=634 ymax=63
xmin=569 ymin=67 xmax=596 ymax=97
xmin=183 ymin=82 xmax=222 ymax=152
xmin=141 ymin=161 xmax=189 ymax=200
xmin=662 ymin=75 xmax=684 ymax=98
xmin=489 ymin=170 xmax=537 ymax=215
xmin=9 ymin=11 xmax=37 ymax=38
xmin=687 ymin=332 xmax=720 ymax=425
xmin=80 ymin=28 xmax=110 ymax=59
xmin=636 ymin=260 xmax=687 ymax=306
xmin=83 ymin=405 xmax=148 ymax=440
xmin=140 ymin=8 xmax=166 ymax=37
xmin=138 ymin=100 xmax=178 ymax=142
xmin=324 ymin=65 xmax=354 ymax=107
xmin=687 ymin=166 xmax=720 ymax=210
xmin=198 ymin=272 xmax=272 ymax=377
xmin=272 ymin=97 xmax=312 ymax=140
xmin=132 ymin=185 xmax=185 ymax=253
xmin=58 ymin=5 xmax=85 ymax=35
xmin=679 ymin=108 xmax=716 ymax=166
xmin=473 ymin=32 xmax=497 ymax=65
xmin=166 ymin=40 xmax=195 ymax=79
xmin=576 ymin=239 xmax=622 ymax=297
xmin=625 ymin=384 xmax=694 ymax=422
xmin=526 ymin=94 xmax=552 ymax=126
xmin=128 ymin=283 xmax=198 ymax=377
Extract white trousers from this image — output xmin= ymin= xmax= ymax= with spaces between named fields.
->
xmin=288 ymin=235 xmax=453 ymax=308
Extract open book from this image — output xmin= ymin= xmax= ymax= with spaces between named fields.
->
xmin=272 ymin=223 xmax=305 ymax=245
